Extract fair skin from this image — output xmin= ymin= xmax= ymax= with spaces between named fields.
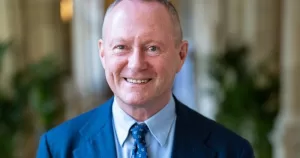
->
xmin=98 ymin=0 xmax=188 ymax=121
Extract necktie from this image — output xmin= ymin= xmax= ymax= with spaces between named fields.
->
xmin=130 ymin=123 xmax=149 ymax=158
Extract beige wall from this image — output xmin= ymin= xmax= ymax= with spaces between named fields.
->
xmin=272 ymin=0 xmax=300 ymax=157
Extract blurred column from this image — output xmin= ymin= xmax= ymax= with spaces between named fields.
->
xmin=0 ymin=0 xmax=15 ymax=94
xmin=0 ymin=0 xmax=11 ymax=39
xmin=226 ymin=0 xmax=243 ymax=40
xmin=22 ymin=0 xmax=67 ymax=64
xmin=242 ymin=0 xmax=281 ymax=66
xmin=190 ymin=0 xmax=226 ymax=119
xmin=72 ymin=0 xmax=111 ymax=112
xmin=272 ymin=0 xmax=300 ymax=158
xmin=226 ymin=0 xmax=281 ymax=64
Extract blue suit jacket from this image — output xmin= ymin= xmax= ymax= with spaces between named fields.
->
xmin=36 ymin=96 xmax=254 ymax=158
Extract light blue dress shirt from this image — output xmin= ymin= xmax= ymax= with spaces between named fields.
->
xmin=112 ymin=96 xmax=177 ymax=158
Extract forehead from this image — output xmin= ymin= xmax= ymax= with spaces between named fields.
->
xmin=105 ymin=1 xmax=174 ymax=43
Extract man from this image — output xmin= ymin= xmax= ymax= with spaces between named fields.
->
xmin=36 ymin=0 xmax=254 ymax=157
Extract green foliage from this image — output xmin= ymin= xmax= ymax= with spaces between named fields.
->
xmin=0 ymin=42 xmax=66 ymax=158
xmin=210 ymin=45 xmax=279 ymax=158
xmin=0 ymin=42 xmax=17 ymax=158
xmin=0 ymin=42 xmax=12 ymax=72
xmin=13 ymin=55 xmax=65 ymax=129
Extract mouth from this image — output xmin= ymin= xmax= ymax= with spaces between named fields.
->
xmin=124 ymin=78 xmax=152 ymax=84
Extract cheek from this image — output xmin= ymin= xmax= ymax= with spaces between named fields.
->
xmin=155 ymin=62 xmax=177 ymax=82
xmin=104 ymin=58 xmax=124 ymax=90
xmin=105 ymin=56 xmax=127 ymax=76
xmin=160 ymin=55 xmax=179 ymax=73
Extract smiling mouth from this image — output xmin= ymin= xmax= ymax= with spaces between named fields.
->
xmin=124 ymin=78 xmax=152 ymax=84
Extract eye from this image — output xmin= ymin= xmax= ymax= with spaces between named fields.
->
xmin=115 ymin=45 xmax=125 ymax=50
xmin=112 ymin=45 xmax=128 ymax=54
xmin=148 ymin=46 xmax=158 ymax=52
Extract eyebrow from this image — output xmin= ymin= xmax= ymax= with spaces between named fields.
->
xmin=108 ymin=38 xmax=166 ymax=48
xmin=108 ymin=38 xmax=128 ymax=47
xmin=142 ymin=39 xmax=165 ymax=47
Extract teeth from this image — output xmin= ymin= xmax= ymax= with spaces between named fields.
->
xmin=126 ymin=78 xmax=150 ymax=84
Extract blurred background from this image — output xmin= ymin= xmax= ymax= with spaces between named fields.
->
xmin=0 ymin=0 xmax=299 ymax=158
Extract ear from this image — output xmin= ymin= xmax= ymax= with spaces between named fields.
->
xmin=176 ymin=40 xmax=188 ymax=72
xmin=98 ymin=39 xmax=105 ymax=69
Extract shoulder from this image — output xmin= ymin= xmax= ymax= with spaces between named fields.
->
xmin=186 ymin=106 xmax=249 ymax=142
xmin=178 ymin=102 xmax=254 ymax=157
xmin=36 ymin=106 xmax=99 ymax=157
xmin=37 ymin=98 xmax=113 ymax=154
xmin=44 ymin=106 xmax=98 ymax=141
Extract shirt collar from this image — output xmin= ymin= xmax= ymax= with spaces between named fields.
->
xmin=112 ymin=95 xmax=176 ymax=147
xmin=144 ymin=96 xmax=176 ymax=146
xmin=112 ymin=98 xmax=136 ymax=147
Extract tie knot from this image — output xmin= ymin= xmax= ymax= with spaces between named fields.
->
xmin=130 ymin=123 xmax=148 ymax=143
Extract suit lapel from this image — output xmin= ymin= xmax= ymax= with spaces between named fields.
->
xmin=171 ymin=97 xmax=217 ymax=158
xmin=74 ymin=97 xmax=117 ymax=158
xmin=89 ymin=122 xmax=117 ymax=158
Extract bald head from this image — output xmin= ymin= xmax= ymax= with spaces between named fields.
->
xmin=102 ymin=0 xmax=183 ymax=45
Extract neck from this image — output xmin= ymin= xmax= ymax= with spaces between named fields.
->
xmin=116 ymin=92 xmax=172 ymax=122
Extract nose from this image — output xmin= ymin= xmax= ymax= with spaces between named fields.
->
xmin=127 ymin=49 xmax=148 ymax=71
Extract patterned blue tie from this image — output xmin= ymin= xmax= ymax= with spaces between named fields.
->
xmin=130 ymin=123 xmax=149 ymax=158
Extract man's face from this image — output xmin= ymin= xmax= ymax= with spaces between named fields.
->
xmin=99 ymin=1 xmax=188 ymax=107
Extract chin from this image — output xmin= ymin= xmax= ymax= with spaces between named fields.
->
xmin=119 ymin=92 xmax=151 ymax=106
